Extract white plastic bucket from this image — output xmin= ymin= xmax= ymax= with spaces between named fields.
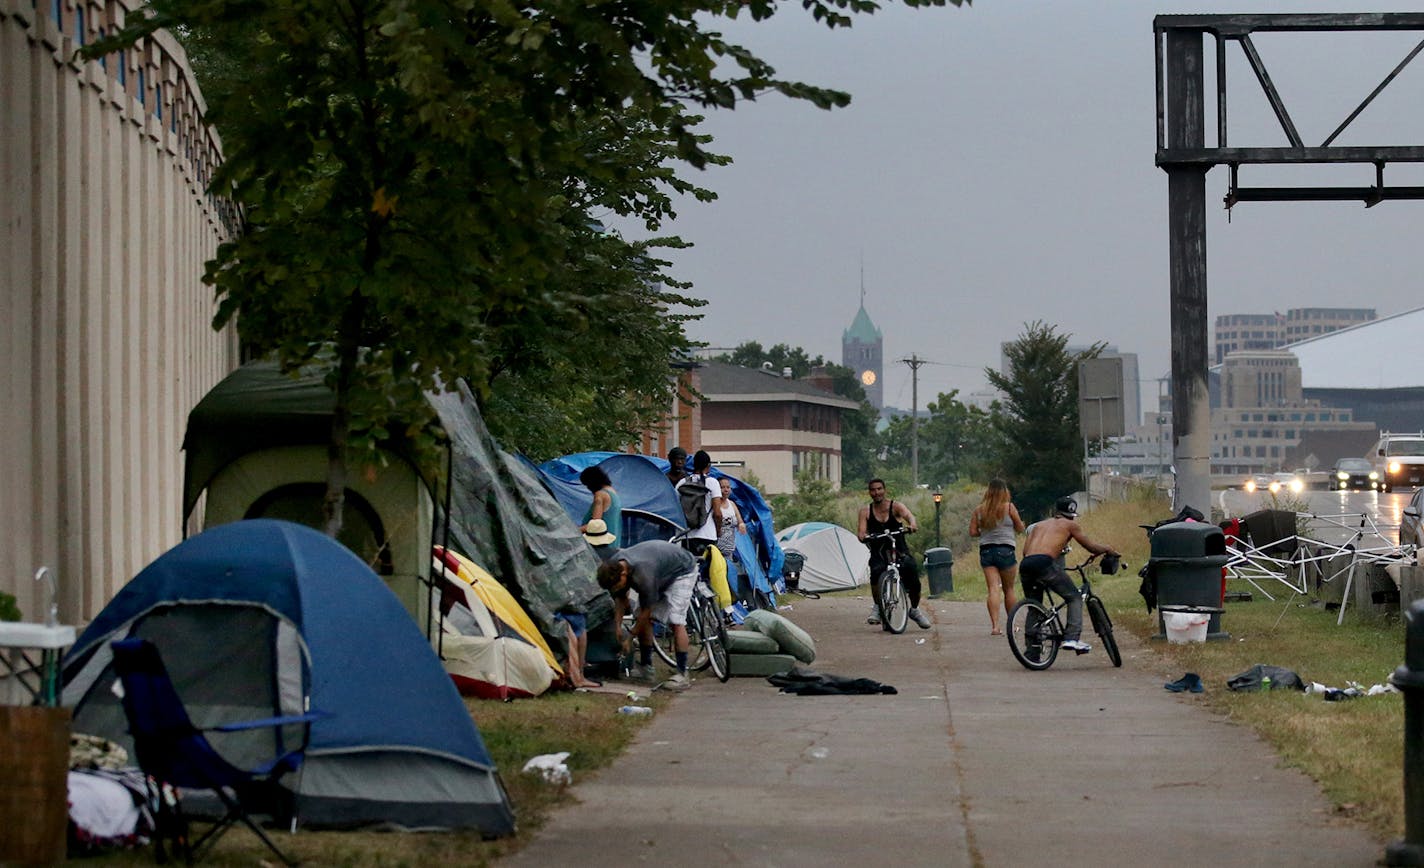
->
xmin=1163 ymin=610 xmax=1210 ymax=644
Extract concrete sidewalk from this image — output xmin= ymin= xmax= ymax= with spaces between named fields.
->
xmin=502 ymin=595 xmax=1382 ymax=867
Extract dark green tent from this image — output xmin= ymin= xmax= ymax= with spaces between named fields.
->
xmin=182 ymin=361 xmax=603 ymax=642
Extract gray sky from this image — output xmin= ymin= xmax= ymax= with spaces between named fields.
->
xmin=619 ymin=1 xmax=1424 ymax=420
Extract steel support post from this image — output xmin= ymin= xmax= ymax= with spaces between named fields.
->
xmin=1388 ymin=600 xmax=1424 ymax=865
xmin=1165 ymin=29 xmax=1212 ymax=515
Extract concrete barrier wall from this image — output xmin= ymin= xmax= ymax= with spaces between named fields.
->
xmin=1400 ymin=564 xmax=1424 ymax=610
xmin=0 ymin=0 xmax=237 ymax=624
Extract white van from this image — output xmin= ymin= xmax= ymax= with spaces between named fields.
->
xmin=1371 ymin=432 xmax=1424 ymax=492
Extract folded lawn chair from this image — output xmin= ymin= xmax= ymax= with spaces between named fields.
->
xmin=109 ymin=638 xmax=326 ymax=866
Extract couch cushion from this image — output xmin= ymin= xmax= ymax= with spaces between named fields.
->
xmin=742 ymin=609 xmax=816 ymax=663
xmin=725 ymin=629 xmax=781 ymax=654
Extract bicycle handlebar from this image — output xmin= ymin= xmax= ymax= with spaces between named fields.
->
xmin=1063 ymin=552 xmax=1128 ymax=575
xmin=863 ymin=528 xmax=911 ymax=541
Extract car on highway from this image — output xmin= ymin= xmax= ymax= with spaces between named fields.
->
xmin=1402 ymin=488 xmax=1424 ymax=548
xmin=1243 ymin=474 xmax=1271 ymax=493
xmin=1270 ymin=471 xmax=1304 ymax=495
xmin=1372 ymin=432 xmax=1424 ymax=492
xmin=1330 ymin=457 xmax=1379 ymax=491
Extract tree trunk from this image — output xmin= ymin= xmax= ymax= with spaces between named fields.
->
xmin=324 ymin=300 xmax=366 ymax=538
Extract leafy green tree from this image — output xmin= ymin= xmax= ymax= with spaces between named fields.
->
xmin=984 ymin=321 xmax=1102 ymax=519
xmin=90 ymin=0 xmax=958 ymax=534
xmin=768 ymin=470 xmax=841 ymax=528
xmin=913 ymin=390 xmax=997 ymax=486
xmin=0 ymin=591 xmax=20 ymax=622
xmin=724 ymin=342 xmax=815 ymax=377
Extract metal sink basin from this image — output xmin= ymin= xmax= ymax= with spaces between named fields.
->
xmin=0 ymin=622 xmax=76 ymax=649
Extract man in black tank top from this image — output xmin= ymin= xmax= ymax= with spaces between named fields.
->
xmin=857 ymin=478 xmax=930 ymax=630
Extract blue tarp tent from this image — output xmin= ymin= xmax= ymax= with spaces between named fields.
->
xmin=61 ymin=519 xmax=515 ymax=835
xmin=533 ymin=453 xmax=784 ymax=600
xmin=533 ymin=452 xmax=683 ymax=545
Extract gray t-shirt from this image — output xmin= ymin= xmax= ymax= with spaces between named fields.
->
xmin=978 ymin=510 xmax=1017 ymax=547
xmin=619 ymin=540 xmax=698 ymax=606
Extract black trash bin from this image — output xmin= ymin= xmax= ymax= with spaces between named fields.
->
xmin=1149 ymin=521 xmax=1229 ymax=640
xmin=925 ymin=547 xmax=954 ymax=596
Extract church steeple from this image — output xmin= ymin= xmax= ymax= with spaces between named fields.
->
xmin=841 ymin=269 xmax=884 ymax=409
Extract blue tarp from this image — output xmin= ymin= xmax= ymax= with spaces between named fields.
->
xmin=533 ymin=453 xmax=785 ymax=597
xmin=535 ymin=452 xmax=684 ymax=532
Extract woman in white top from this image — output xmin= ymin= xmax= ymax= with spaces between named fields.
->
xmin=968 ymin=478 xmax=1025 ymax=635
xmin=715 ymin=477 xmax=747 ymax=561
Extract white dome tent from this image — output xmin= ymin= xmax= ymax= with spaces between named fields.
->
xmin=775 ymin=522 xmax=870 ymax=592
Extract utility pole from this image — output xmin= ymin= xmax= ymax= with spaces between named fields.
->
xmin=900 ymin=354 xmax=928 ymax=487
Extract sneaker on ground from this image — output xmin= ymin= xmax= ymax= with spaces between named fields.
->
xmin=1061 ymin=639 xmax=1091 ymax=654
xmin=867 ymin=604 xmax=881 ymax=626
xmin=624 ymin=663 xmax=656 ymax=683
xmin=909 ymin=608 xmax=932 ymax=629
xmin=659 ymin=673 xmax=691 ymax=692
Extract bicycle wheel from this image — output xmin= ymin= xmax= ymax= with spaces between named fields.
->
xmin=1086 ymin=596 xmax=1121 ymax=668
xmin=701 ymin=596 xmax=731 ymax=683
xmin=647 ymin=617 xmax=679 ymax=669
xmin=879 ymin=571 xmax=908 ymax=634
xmin=1007 ymin=600 xmax=1060 ymax=671
xmin=687 ymin=593 xmax=717 ymax=672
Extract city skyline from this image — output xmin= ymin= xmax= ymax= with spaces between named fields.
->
xmin=615 ymin=1 xmax=1424 ymax=422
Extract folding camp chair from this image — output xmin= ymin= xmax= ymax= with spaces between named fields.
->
xmin=109 ymin=638 xmax=326 ymax=866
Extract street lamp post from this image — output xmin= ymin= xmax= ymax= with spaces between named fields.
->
xmin=933 ymin=488 xmax=943 ymax=549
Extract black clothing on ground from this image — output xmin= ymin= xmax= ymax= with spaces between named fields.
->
xmin=767 ymin=666 xmax=897 ymax=695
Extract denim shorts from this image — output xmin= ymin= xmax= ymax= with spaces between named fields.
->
xmin=979 ymin=544 xmax=1018 ymax=570
xmin=554 ymin=612 xmax=588 ymax=637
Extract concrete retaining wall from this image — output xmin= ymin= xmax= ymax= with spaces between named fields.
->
xmin=1 ymin=0 xmax=236 ymax=623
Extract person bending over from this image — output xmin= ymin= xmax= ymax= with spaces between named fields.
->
xmin=1018 ymin=496 xmax=1119 ymax=654
xmin=857 ymin=478 xmax=931 ymax=630
xmin=596 ymin=540 xmax=699 ymax=692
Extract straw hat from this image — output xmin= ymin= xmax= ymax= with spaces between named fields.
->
xmin=583 ymin=518 xmax=616 ymax=546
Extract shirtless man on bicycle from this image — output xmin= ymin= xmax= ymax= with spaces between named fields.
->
xmin=1019 ymin=496 xmax=1119 ymax=654
xmin=858 ymin=478 xmax=931 ymax=630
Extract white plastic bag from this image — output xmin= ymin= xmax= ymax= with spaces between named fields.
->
xmin=521 ymin=751 xmax=572 ymax=785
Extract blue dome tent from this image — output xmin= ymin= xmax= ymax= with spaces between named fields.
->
xmin=62 ymin=519 xmax=515 ymax=835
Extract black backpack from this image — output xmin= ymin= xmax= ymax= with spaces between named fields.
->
xmin=678 ymin=475 xmax=713 ymax=530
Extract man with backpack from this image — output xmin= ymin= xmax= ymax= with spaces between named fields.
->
xmin=676 ymin=450 xmax=723 ymax=557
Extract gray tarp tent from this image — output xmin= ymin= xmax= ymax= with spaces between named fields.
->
xmin=182 ymin=362 xmax=604 ymax=644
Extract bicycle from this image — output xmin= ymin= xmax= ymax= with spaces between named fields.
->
xmin=1006 ymin=552 xmax=1123 ymax=670
xmin=623 ymin=543 xmax=731 ymax=683
xmin=864 ymin=528 xmax=910 ymax=634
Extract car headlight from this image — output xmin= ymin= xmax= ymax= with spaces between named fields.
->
xmin=1337 ymin=471 xmax=1349 ymax=480
xmin=1269 ymin=481 xmax=1281 ymax=493
xmin=1370 ymin=471 xmax=1379 ymax=480
xmin=1245 ymin=481 xmax=1256 ymax=492
xmin=1290 ymin=478 xmax=1304 ymax=493
xmin=1391 ymin=461 xmax=1402 ymax=474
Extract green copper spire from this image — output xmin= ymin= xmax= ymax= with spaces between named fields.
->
xmin=843 ymin=305 xmax=881 ymax=343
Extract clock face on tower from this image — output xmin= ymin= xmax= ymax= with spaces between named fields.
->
xmin=860 ymin=369 xmax=877 ymax=387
